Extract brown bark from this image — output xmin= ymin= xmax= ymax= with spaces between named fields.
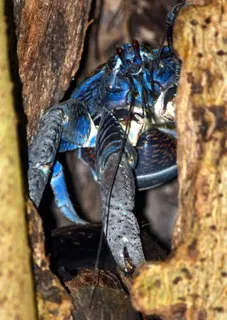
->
xmin=131 ymin=1 xmax=227 ymax=319
xmin=27 ymin=200 xmax=74 ymax=319
xmin=14 ymin=0 xmax=92 ymax=140
xmin=13 ymin=0 xmax=92 ymax=318
xmin=0 ymin=1 xmax=37 ymax=319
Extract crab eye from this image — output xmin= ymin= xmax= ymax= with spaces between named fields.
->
xmin=132 ymin=39 xmax=139 ymax=52
xmin=116 ymin=45 xmax=124 ymax=59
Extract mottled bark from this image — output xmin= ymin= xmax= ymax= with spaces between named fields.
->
xmin=0 ymin=1 xmax=36 ymax=319
xmin=131 ymin=1 xmax=227 ymax=319
xmin=27 ymin=200 xmax=74 ymax=319
xmin=14 ymin=0 xmax=92 ymax=140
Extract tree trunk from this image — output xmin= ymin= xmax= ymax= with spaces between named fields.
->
xmin=0 ymin=1 xmax=37 ymax=318
xmin=14 ymin=0 xmax=92 ymax=140
xmin=12 ymin=0 xmax=92 ymax=318
xmin=131 ymin=1 xmax=227 ymax=319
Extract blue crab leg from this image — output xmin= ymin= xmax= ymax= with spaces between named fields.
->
xmin=28 ymin=106 xmax=65 ymax=207
xmin=135 ymin=128 xmax=177 ymax=190
xmin=96 ymin=110 xmax=144 ymax=270
xmin=50 ymin=161 xmax=88 ymax=224
xmin=28 ymin=99 xmax=94 ymax=208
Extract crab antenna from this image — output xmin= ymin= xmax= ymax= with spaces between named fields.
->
xmin=166 ymin=2 xmax=186 ymax=48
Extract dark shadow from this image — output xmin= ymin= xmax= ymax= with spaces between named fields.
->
xmin=4 ymin=0 xmax=28 ymax=187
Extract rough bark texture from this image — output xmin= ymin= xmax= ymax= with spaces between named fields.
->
xmin=65 ymin=270 xmax=139 ymax=320
xmin=14 ymin=0 xmax=92 ymax=140
xmin=12 ymin=0 xmax=91 ymax=318
xmin=131 ymin=1 xmax=227 ymax=319
xmin=0 ymin=1 xmax=37 ymax=319
xmin=27 ymin=200 xmax=74 ymax=319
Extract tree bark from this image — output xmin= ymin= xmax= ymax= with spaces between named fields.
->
xmin=27 ymin=200 xmax=74 ymax=319
xmin=12 ymin=0 xmax=92 ymax=318
xmin=0 ymin=1 xmax=37 ymax=319
xmin=14 ymin=0 xmax=92 ymax=141
xmin=131 ymin=1 xmax=227 ymax=319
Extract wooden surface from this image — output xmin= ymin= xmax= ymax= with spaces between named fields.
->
xmin=12 ymin=0 xmax=92 ymax=318
xmin=14 ymin=0 xmax=92 ymax=140
xmin=0 ymin=1 xmax=36 ymax=319
xmin=27 ymin=200 xmax=74 ymax=319
xmin=131 ymin=1 xmax=227 ymax=319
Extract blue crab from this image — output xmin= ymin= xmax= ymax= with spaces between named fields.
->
xmin=28 ymin=4 xmax=183 ymax=271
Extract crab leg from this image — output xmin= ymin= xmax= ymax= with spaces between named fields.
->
xmin=28 ymin=106 xmax=65 ymax=207
xmin=50 ymin=161 xmax=88 ymax=224
xmin=135 ymin=128 xmax=177 ymax=190
xmin=96 ymin=110 xmax=145 ymax=270
xmin=28 ymin=99 xmax=93 ymax=208
xmin=101 ymin=152 xmax=145 ymax=271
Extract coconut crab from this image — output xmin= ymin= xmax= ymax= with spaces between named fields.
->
xmin=28 ymin=3 xmax=183 ymax=271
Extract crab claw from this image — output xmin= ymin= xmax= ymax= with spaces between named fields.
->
xmin=105 ymin=210 xmax=145 ymax=271
xmin=100 ymin=152 xmax=145 ymax=271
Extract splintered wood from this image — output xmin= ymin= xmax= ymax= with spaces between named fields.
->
xmin=131 ymin=1 xmax=227 ymax=319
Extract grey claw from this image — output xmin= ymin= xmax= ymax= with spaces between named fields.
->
xmin=101 ymin=152 xmax=145 ymax=271
xmin=106 ymin=220 xmax=145 ymax=271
